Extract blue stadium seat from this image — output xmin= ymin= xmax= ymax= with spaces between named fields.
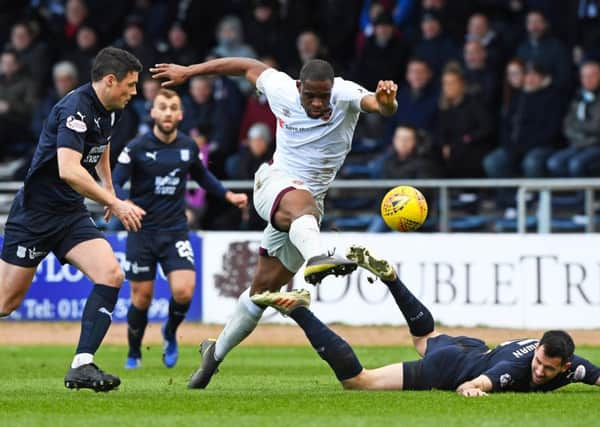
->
xmin=449 ymin=215 xmax=490 ymax=231
xmin=494 ymin=215 xmax=538 ymax=232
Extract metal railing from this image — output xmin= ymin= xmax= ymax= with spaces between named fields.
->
xmin=1 ymin=178 xmax=599 ymax=233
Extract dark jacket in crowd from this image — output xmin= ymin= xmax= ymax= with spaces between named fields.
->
xmin=437 ymin=94 xmax=494 ymax=177
xmin=503 ymin=83 xmax=563 ymax=156
xmin=352 ymin=34 xmax=410 ymax=90
xmin=385 ymin=82 xmax=439 ymax=140
xmin=516 ymin=34 xmax=571 ymax=92
xmin=412 ymin=34 xmax=459 ymax=76
xmin=563 ymin=89 xmax=600 ymax=148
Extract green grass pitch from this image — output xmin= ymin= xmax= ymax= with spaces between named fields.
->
xmin=1 ymin=345 xmax=599 ymax=427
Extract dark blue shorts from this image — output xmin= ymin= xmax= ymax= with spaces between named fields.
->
xmin=125 ymin=230 xmax=195 ymax=281
xmin=1 ymin=194 xmax=104 ymax=267
xmin=402 ymin=334 xmax=489 ymax=391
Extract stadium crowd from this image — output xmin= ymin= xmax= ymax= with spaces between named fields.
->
xmin=0 ymin=0 xmax=599 ymax=230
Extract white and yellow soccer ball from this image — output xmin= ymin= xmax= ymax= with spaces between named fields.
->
xmin=380 ymin=185 xmax=428 ymax=231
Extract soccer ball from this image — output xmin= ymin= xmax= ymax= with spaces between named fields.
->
xmin=380 ymin=186 xmax=428 ymax=231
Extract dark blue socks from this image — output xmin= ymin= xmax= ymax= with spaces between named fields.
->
xmin=76 ymin=284 xmax=119 ymax=355
xmin=164 ymin=297 xmax=190 ymax=338
xmin=383 ymin=277 xmax=434 ymax=337
xmin=127 ymin=304 xmax=148 ymax=358
xmin=290 ymin=307 xmax=363 ymax=381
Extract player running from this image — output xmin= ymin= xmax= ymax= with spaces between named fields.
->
xmin=0 ymin=47 xmax=145 ymax=391
xmin=151 ymin=58 xmax=398 ymax=388
xmin=254 ymin=245 xmax=600 ymax=395
xmin=112 ymin=88 xmax=247 ymax=369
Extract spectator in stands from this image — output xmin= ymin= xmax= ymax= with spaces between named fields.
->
xmin=385 ymin=57 xmax=438 ymax=141
xmin=437 ymin=63 xmax=493 ymax=178
xmin=547 ymin=61 xmax=600 ymax=177
xmin=412 ymin=10 xmax=459 ymax=76
xmin=181 ymin=76 xmax=230 ymax=177
xmin=465 ymin=13 xmax=505 ymax=68
xmin=359 ymin=0 xmax=416 ymax=38
xmin=516 ymin=9 xmax=571 ymax=94
xmin=352 ymin=12 xmax=410 ymax=91
xmin=382 ymin=125 xmax=442 ymax=179
xmin=229 ymin=122 xmax=273 ymax=230
xmin=61 ymin=24 xmax=101 ymax=84
xmin=462 ymin=40 xmax=499 ymax=109
xmin=314 ymin=0 xmax=363 ymax=71
xmin=500 ymin=58 xmax=526 ymax=118
xmin=238 ymin=81 xmax=276 ymax=147
xmin=284 ymin=30 xmax=332 ymax=78
xmin=31 ymin=61 xmax=78 ymax=138
xmin=50 ymin=0 xmax=89 ymax=50
xmin=114 ymin=15 xmax=157 ymax=70
xmin=210 ymin=15 xmax=257 ymax=95
xmin=484 ymin=63 xmax=562 ymax=178
xmin=9 ymin=20 xmax=50 ymax=97
xmin=158 ymin=22 xmax=199 ymax=68
xmin=243 ymin=0 xmax=283 ymax=62
xmin=420 ymin=0 xmax=472 ymax=44
xmin=0 ymin=49 xmax=36 ymax=161
xmin=368 ymin=125 xmax=441 ymax=232
xmin=131 ymin=75 xmax=161 ymax=136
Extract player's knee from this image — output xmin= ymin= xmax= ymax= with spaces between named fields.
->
xmin=103 ymin=264 xmax=124 ymax=287
xmin=172 ymin=286 xmax=194 ymax=304
xmin=0 ymin=295 xmax=18 ymax=316
xmin=131 ymin=289 xmax=153 ymax=309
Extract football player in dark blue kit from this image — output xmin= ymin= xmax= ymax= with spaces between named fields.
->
xmin=112 ymin=88 xmax=247 ymax=369
xmin=0 ymin=47 xmax=146 ymax=391
xmin=254 ymin=245 xmax=600 ymax=396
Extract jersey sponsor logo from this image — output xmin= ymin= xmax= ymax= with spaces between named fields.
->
xmin=94 ymin=117 xmax=101 ymax=128
xmin=146 ymin=151 xmax=158 ymax=161
xmin=66 ymin=115 xmax=87 ymax=133
xmin=175 ymin=240 xmax=194 ymax=263
xmin=76 ymin=111 xmax=86 ymax=121
xmin=83 ymin=145 xmax=107 ymax=164
xmin=110 ymin=112 xmax=116 ymax=127
xmin=282 ymin=107 xmax=291 ymax=117
xmin=180 ymin=149 xmax=190 ymax=161
xmin=154 ymin=168 xmax=181 ymax=195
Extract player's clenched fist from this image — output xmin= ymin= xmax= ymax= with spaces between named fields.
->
xmin=225 ymin=191 xmax=249 ymax=209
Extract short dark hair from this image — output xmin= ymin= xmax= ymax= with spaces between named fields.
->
xmin=299 ymin=59 xmax=334 ymax=83
xmin=539 ymin=330 xmax=574 ymax=364
xmin=91 ymin=46 xmax=142 ymax=82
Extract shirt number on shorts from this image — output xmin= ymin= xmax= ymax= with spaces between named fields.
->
xmin=175 ymin=240 xmax=194 ymax=263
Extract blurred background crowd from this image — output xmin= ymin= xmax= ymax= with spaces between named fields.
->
xmin=0 ymin=0 xmax=599 ymax=231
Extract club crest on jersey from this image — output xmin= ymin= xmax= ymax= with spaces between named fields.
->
xmin=66 ymin=115 xmax=87 ymax=133
xmin=118 ymin=148 xmax=131 ymax=164
xmin=180 ymin=149 xmax=190 ymax=161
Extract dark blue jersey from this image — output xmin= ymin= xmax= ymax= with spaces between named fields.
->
xmin=23 ymin=83 xmax=120 ymax=213
xmin=112 ymin=131 xmax=227 ymax=231
xmin=472 ymin=338 xmax=600 ymax=392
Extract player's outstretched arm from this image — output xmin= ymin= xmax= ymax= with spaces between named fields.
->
xmin=456 ymin=375 xmax=493 ymax=397
xmin=150 ymin=58 xmax=269 ymax=88
xmin=360 ymin=80 xmax=398 ymax=117
xmin=57 ymin=147 xmax=146 ymax=231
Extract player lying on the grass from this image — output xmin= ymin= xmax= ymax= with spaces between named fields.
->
xmin=112 ymin=88 xmax=247 ymax=370
xmin=253 ymin=245 xmax=600 ymax=396
xmin=151 ymin=57 xmax=398 ymax=388
xmin=0 ymin=47 xmax=144 ymax=392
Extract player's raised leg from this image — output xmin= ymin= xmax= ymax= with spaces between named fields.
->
xmin=346 ymin=245 xmax=437 ymax=356
xmin=0 ymin=261 xmax=37 ymax=317
xmin=125 ymin=280 xmax=154 ymax=369
xmin=273 ymin=189 xmax=357 ymax=285
xmin=63 ymin=239 xmax=124 ymax=391
xmin=188 ymin=254 xmax=294 ymax=389
xmin=162 ymin=269 xmax=195 ymax=368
